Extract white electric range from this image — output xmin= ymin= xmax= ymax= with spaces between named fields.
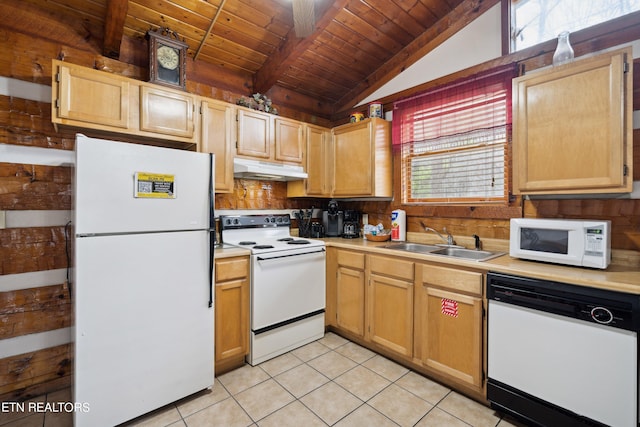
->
xmin=219 ymin=214 xmax=326 ymax=365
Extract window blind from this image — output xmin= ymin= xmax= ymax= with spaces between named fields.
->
xmin=393 ymin=65 xmax=516 ymax=204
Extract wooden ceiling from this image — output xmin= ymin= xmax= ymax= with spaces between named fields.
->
xmin=14 ymin=0 xmax=500 ymax=121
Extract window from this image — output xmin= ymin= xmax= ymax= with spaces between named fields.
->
xmin=392 ymin=66 xmax=516 ymax=205
xmin=511 ymin=0 xmax=640 ymax=51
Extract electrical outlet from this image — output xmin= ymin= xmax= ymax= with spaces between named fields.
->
xmin=0 ymin=211 xmax=5 ymax=229
xmin=362 ymin=213 xmax=369 ymax=225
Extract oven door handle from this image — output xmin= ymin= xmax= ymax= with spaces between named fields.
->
xmin=257 ymin=248 xmax=325 ymax=261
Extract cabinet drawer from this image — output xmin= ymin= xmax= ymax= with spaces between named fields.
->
xmin=336 ymin=250 xmax=365 ymax=270
xmin=369 ymin=255 xmax=413 ymax=281
xmin=421 ymin=265 xmax=482 ymax=296
xmin=216 ymin=257 xmax=249 ymax=282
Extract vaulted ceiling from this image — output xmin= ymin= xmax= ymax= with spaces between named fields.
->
xmin=14 ymin=0 xmax=501 ymax=120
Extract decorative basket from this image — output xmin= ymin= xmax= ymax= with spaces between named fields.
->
xmin=365 ymin=233 xmax=391 ymax=242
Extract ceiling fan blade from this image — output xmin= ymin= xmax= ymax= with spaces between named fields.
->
xmin=292 ymin=0 xmax=315 ymax=38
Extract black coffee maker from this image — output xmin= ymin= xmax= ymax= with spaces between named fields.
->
xmin=322 ymin=200 xmax=343 ymax=237
xmin=342 ymin=210 xmax=360 ymax=238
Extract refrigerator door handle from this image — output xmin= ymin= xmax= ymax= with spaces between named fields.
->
xmin=208 ymin=230 xmax=214 ymax=308
xmin=208 ymin=153 xmax=215 ymax=308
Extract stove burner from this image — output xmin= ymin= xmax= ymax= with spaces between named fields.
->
xmin=288 ymin=239 xmax=311 ymax=245
xmin=253 ymin=245 xmax=275 ymax=249
xmin=239 ymin=241 xmax=257 ymax=245
xmin=277 ymin=237 xmax=294 ymax=242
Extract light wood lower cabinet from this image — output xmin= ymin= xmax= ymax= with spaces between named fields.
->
xmin=415 ymin=264 xmax=484 ymax=393
xmin=328 ymin=249 xmax=415 ymax=357
xmin=326 ymin=247 xmax=486 ymax=399
xmin=335 ymin=249 xmax=366 ymax=337
xmin=368 ymin=255 xmax=414 ymax=357
xmin=214 ymin=255 xmax=249 ymax=375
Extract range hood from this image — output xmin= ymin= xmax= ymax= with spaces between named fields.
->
xmin=233 ymin=157 xmax=308 ymax=181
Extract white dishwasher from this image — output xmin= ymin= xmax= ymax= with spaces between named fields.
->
xmin=487 ymin=272 xmax=639 ymax=427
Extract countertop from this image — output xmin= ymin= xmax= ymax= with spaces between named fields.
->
xmin=213 ymin=244 xmax=251 ymax=259
xmin=321 ymin=237 xmax=640 ymax=295
xmin=213 ymin=236 xmax=640 ymax=294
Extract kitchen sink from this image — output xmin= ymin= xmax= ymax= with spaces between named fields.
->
xmin=430 ymin=247 xmax=504 ymax=261
xmin=384 ymin=242 xmax=503 ymax=261
xmin=384 ymin=243 xmax=443 ymax=253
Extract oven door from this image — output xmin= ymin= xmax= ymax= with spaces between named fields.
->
xmin=251 ymin=247 xmax=326 ymax=331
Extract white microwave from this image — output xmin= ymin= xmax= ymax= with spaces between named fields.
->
xmin=510 ymin=218 xmax=611 ymax=269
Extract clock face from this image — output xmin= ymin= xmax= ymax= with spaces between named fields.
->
xmin=157 ymin=45 xmax=179 ymax=70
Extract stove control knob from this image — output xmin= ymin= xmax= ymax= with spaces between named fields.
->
xmin=233 ymin=218 xmax=240 ymax=225
xmin=270 ymin=217 xmax=276 ymax=223
xmin=591 ymin=307 xmax=613 ymax=324
xmin=263 ymin=217 xmax=270 ymax=224
xmin=276 ymin=217 xmax=282 ymax=223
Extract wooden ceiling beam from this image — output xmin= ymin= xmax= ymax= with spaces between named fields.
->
xmin=332 ymin=0 xmax=501 ymax=119
xmin=252 ymin=0 xmax=346 ymax=95
xmin=103 ymin=0 xmax=129 ymax=59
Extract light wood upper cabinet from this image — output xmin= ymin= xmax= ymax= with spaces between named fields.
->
xmin=236 ymin=107 xmax=271 ymax=159
xmin=304 ymin=124 xmax=331 ymax=196
xmin=513 ymin=47 xmax=633 ymax=194
xmin=415 ymin=264 xmax=484 ymax=393
xmin=53 ymin=60 xmax=130 ymax=130
xmin=274 ymin=117 xmax=304 ymax=163
xmin=287 ymin=124 xmax=331 ymax=197
xmin=332 ymin=118 xmax=392 ymax=197
xmin=52 ymin=59 xmax=196 ymax=144
xmin=200 ymin=100 xmax=234 ymax=193
xmin=139 ymin=86 xmax=195 ymax=139
xmin=214 ymin=255 xmax=250 ymax=375
xmin=236 ymin=106 xmax=304 ymax=165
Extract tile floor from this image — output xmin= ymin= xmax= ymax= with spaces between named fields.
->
xmin=0 ymin=333 xmax=526 ymax=427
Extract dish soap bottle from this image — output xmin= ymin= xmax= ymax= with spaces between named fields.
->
xmin=391 ymin=209 xmax=406 ymax=241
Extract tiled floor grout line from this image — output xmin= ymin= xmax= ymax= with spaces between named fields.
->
xmin=1 ymin=334 xmax=520 ymax=427
xmin=215 ymin=341 xmax=456 ymax=427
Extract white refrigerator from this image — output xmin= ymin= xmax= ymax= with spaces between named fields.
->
xmin=73 ymin=135 xmax=215 ymax=427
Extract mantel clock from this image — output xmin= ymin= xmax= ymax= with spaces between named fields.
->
xmin=147 ymin=27 xmax=188 ymax=91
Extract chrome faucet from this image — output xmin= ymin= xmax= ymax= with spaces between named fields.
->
xmin=422 ymin=223 xmax=455 ymax=246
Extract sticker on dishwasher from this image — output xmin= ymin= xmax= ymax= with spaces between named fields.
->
xmin=134 ymin=172 xmax=175 ymax=199
xmin=441 ymin=298 xmax=459 ymax=317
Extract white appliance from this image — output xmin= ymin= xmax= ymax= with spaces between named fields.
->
xmin=233 ymin=157 xmax=308 ymax=181
xmin=487 ymin=272 xmax=639 ymax=427
xmin=220 ymin=214 xmax=325 ymax=365
xmin=73 ymin=135 xmax=215 ymax=427
xmin=509 ymin=218 xmax=611 ymax=269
